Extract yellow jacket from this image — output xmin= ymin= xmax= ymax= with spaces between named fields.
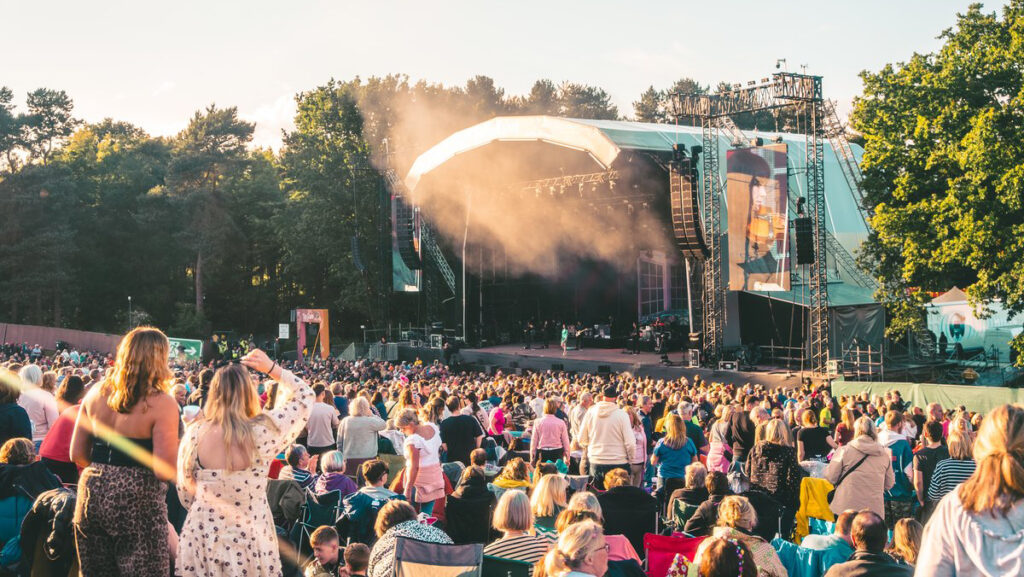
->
xmin=794 ymin=476 xmax=835 ymax=544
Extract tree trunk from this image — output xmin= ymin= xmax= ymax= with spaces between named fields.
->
xmin=195 ymin=251 xmax=204 ymax=316
xmin=53 ymin=288 xmax=62 ymax=327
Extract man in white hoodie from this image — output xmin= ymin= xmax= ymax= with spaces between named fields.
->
xmin=577 ymin=385 xmax=635 ymax=489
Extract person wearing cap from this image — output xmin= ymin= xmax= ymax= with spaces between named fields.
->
xmin=576 ymin=385 xmax=635 ymax=489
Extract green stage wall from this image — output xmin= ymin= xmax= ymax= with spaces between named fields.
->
xmin=831 ymin=381 xmax=1024 ymax=415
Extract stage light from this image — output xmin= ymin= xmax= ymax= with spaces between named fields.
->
xmin=609 ymin=179 xmax=616 ymax=190
xmin=774 ymin=135 xmax=784 ymax=143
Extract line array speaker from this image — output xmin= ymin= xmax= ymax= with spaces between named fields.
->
xmin=794 ymin=217 xmax=814 ymax=265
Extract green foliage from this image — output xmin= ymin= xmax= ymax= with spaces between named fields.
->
xmin=852 ymin=1 xmax=1024 ymax=357
xmin=0 ymin=74 xmax=635 ymax=337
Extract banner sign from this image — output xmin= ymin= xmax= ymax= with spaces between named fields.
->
xmin=278 ymin=323 xmax=290 ymax=339
xmin=167 ymin=337 xmax=203 ymax=361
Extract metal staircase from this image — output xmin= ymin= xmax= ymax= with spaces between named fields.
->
xmin=421 ymin=223 xmax=457 ymax=295
xmin=821 ymin=100 xmax=871 ymax=228
xmin=382 ymin=166 xmax=456 ymax=296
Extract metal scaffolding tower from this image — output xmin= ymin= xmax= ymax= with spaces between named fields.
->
xmin=672 ymin=72 xmax=832 ymax=374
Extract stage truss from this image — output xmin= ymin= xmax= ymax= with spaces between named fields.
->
xmin=670 ymin=72 xmax=831 ymax=374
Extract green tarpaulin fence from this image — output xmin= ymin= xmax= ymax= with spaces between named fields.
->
xmin=831 ymin=380 xmax=1024 ymax=415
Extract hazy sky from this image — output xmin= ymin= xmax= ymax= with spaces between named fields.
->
xmin=4 ymin=0 xmax=980 ymax=149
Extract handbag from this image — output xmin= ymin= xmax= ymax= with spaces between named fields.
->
xmin=827 ymin=452 xmax=870 ymax=504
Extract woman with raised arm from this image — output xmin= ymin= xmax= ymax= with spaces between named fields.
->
xmin=175 ymin=349 xmax=314 ymax=576
xmin=70 ymin=327 xmax=182 ymax=576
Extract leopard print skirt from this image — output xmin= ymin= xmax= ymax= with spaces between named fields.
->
xmin=74 ymin=463 xmax=169 ymax=576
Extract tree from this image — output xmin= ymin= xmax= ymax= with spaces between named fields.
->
xmin=633 ymin=86 xmax=665 ymax=123
xmin=164 ymin=105 xmax=254 ymax=317
xmin=23 ymin=89 xmax=78 ymax=165
xmin=852 ymin=2 xmax=1024 ymax=354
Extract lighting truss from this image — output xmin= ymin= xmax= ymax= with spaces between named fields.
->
xmin=669 ymin=72 xmax=831 ymax=375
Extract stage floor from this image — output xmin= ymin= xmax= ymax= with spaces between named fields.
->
xmin=457 ymin=344 xmax=804 ymax=388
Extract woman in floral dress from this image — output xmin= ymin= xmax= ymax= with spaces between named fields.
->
xmin=176 ymin=350 xmax=313 ymax=576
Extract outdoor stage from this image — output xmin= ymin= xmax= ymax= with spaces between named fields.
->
xmin=454 ymin=343 xmax=804 ymax=388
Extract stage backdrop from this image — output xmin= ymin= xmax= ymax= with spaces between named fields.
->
xmin=727 ymin=145 xmax=790 ymax=291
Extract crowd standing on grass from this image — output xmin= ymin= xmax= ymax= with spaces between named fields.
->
xmin=0 ymin=329 xmax=1023 ymax=576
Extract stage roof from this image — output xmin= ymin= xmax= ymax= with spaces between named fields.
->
xmin=405 ymin=115 xmax=870 ymax=262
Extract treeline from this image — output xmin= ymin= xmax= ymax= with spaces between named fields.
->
xmin=0 ymin=75 xmax=711 ymax=338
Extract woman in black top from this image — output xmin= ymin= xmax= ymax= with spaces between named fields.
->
xmin=796 ymin=409 xmax=836 ymax=462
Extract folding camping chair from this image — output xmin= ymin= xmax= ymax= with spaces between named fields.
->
xmin=481 ymin=555 xmax=532 ymax=577
xmin=643 ymin=533 xmax=705 ymax=577
xmin=393 ymin=536 xmax=483 ymax=577
xmin=290 ymin=490 xmax=342 ymax=564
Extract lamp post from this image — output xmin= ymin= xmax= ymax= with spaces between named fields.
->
xmin=128 ymin=296 xmax=132 ymax=330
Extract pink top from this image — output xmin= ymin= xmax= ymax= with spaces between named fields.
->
xmin=530 ymin=414 xmax=570 ymax=459
xmin=489 ymin=407 xmax=506 ymax=435
xmin=39 ymin=405 xmax=80 ymax=463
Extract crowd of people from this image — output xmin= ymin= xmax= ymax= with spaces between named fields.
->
xmin=0 ymin=327 xmax=1022 ymax=576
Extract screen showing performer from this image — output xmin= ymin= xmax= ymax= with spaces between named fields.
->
xmin=726 ymin=144 xmax=790 ymax=291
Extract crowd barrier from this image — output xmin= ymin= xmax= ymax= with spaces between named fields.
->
xmin=0 ymin=323 xmax=122 ymax=355
xmin=831 ymin=379 xmax=1024 ymax=414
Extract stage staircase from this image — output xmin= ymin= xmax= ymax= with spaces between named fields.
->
xmin=383 ymin=166 xmax=457 ymax=297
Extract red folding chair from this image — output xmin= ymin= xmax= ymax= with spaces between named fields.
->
xmin=643 ymin=533 xmax=705 ymax=577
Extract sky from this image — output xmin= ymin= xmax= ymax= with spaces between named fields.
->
xmin=3 ymin=0 xmax=982 ymax=150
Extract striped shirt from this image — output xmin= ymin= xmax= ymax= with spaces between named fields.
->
xmin=927 ymin=458 xmax=976 ymax=502
xmin=483 ymin=535 xmax=552 ymax=575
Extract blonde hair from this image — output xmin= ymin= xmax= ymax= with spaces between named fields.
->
xmin=102 ymin=327 xmax=173 ymax=413
xmin=663 ymin=413 xmax=688 ymax=450
xmin=947 ymin=428 xmax=974 ymax=460
xmin=853 ymin=416 xmax=877 ymax=440
xmin=959 ymin=404 xmax=1024 ymax=516
xmin=543 ymin=398 xmax=558 ymax=415
xmin=604 ymin=468 xmax=630 ymax=489
xmin=717 ymin=495 xmax=757 ymax=530
xmin=685 ymin=462 xmax=708 ymax=489
xmin=494 ymin=489 xmax=533 ymax=533
xmin=567 ymin=491 xmax=603 ymax=522
xmin=349 ymin=396 xmax=372 ymax=417
xmin=888 ymin=518 xmax=922 ymax=565
xmin=395 ymin=408 xmax=419 ymax=428
xmin=762 ymin=419 xmax=790 ymax=446
xmin=542 ymin=520 xmax=605 ymax=576
xmin=200 ymin=364 xmax=276 ymax=471
xmin=531 ymin=473 xmax=568 ymax=518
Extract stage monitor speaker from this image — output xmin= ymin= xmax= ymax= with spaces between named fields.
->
xmin=718 ymin=360 xmax=738 ymax=371
xmin=686 ymin=349 xmax=700 ymax=368
xmin=795 ymin=217 xmax=814 ymax=265
xmin=551 ymin=363 xmax=564 ymax=371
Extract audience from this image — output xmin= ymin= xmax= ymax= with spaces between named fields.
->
xmin=69 ymin=327 xmax=180 ymax=577
xmin=692 ymin=495 xmax=785 ymax=577
xmin=822 ymin=510 xmax=913 ymax=577
xmin=314 ymin=450 xmax=358 ymax=497
xmin=336 ymin=397 xmax=386 ymax=476
xmin=917 ymin=403 xmax=1024 ymax=576
xmin=3 ymin=334 xmax=1020 ymax=577
xmin=531 ymin=472 xmax=568 ymax=531
xmin=540 ymin=520 xmax=608 ymax=577
xmin=368 ymin=500 xmax=452 ymax=577
xmin=484 ymin=490 xmax=553 ymax=574
xmin=823 ymin=417 xmax=893 ymax=518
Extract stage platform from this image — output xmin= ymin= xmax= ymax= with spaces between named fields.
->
xmin=455 ymin=344 xmax=805 ymax=389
